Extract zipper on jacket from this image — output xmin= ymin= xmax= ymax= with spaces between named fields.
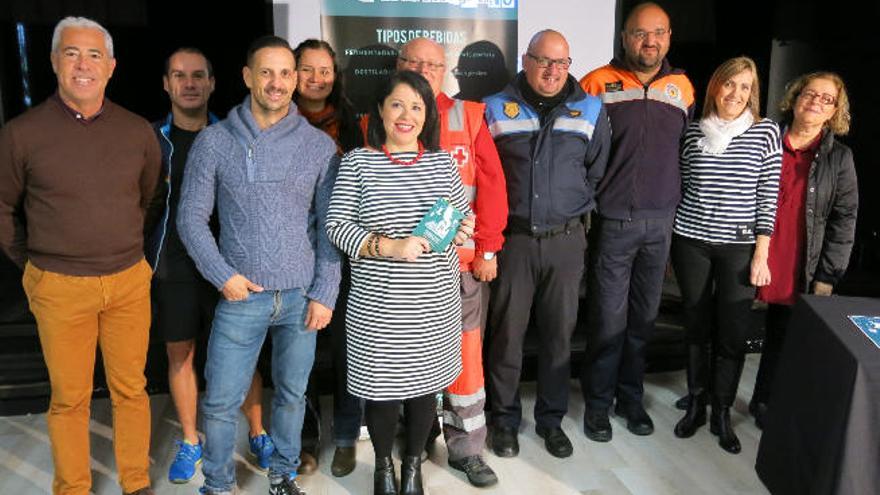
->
xmin=153 ymin=124 xmax=175 ymax=274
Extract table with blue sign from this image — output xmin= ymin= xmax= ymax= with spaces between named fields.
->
xmin=756 ymin=295 xmax=880 ymax=494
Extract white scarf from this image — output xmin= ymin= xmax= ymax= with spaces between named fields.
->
xmin=697 ymin=111 xmax=755 ymax=154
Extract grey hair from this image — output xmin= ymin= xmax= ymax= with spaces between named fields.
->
xmin=51 ymin=16 xmax=114 ymax=58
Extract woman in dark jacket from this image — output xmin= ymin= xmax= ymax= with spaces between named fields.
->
xmin=292 ymin=38 xmax=364 ymax=476
xmin=752 ymin=71 xmax=859 ymax=427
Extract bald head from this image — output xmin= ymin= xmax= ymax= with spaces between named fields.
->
xmin=527 ymin=29 xmax=569 ymax=56
xmin=621 ymin=2 xmax=671 ymax=78
xmin=398 ymin=37 xmax=446 ymax=96
xmin=523 ymin=30 xmax=570 ymax=97
xmin=400 ymin=38 xmax=444 ymax=62
xmin=624 ymin=2 xmax=670 ymax=32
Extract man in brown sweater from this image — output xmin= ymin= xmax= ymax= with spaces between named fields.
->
xmin=0 ymin=16 xmax=161 ymax=495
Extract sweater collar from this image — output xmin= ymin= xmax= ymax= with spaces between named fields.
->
xmin=297 ymin=103 xmax=335 ymax=125
xmin=53 ymin=92 xmax=107 ymax=125
xmin=228 ymin=95 xmax=301 ymax=140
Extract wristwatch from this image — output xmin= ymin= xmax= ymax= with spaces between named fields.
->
xmin=482 ymin=251 xmax=495 ymax=261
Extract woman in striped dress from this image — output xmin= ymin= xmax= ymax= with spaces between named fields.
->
xmin=326 ymin=70 xmax=474 ymax=495
xmin=670 ymin=56 xmax=781 ymax=454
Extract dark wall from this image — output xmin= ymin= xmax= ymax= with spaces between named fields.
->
xmin=767 ymin=1 xmax=880 ymax=294
xmin=616 ymin=0 xmax=879 ymax=295
xmin=0 ymin=0 xmax=274 ymax=125
xmin=0 ymin=1 xmax=275 ymax=402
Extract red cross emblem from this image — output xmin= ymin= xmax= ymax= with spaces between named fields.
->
xmin=451 ymin=146 xmax=469 ymax=167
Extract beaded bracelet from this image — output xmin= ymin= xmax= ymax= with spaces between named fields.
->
xmin=369 ymin=233 xmax=380 ymax=258
xmin=364 ymin=234 xmax=374 ymax=257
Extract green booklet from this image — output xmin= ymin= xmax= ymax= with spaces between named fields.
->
xmin=412 ymin=197 xmax=465 ymax=252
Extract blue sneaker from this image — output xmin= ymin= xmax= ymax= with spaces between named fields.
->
xmin=248 ymin=431 xmax=275 ymax=471
xmin=168 ymin=439 xmax=202 ymax=483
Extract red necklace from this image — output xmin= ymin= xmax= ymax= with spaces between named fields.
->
xmin=382 ymin=142 xmax=424 ymax=166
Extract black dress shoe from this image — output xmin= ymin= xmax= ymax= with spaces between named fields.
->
xmin=374 ymin=456 xmax=398 ymax=495
xmin=536 ymin=426 xmax=573 ymax=458
xmin=710 ymin=407 xmax=741 ymax=454
xmin=615 ymin=403 xmax=654 ymax=436
xmin=583 ymin=410 xmax=612 ymax=442
xmin=491 ymin=426 xmax=519 ymax=457
xmin=331 ymin=446 xmax=356 ymax=477
xmin=448 ymin=455 xmax=498 ymax=487
xmin=400 ymin=455 xmax=424 ymax=495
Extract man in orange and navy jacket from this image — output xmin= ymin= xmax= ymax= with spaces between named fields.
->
xmin=578 ymin=2 xmax=695 ymax=443
xmin=396 ymin=37 xmax=508 ymax=488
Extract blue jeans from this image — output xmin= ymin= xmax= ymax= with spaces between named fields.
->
xmin=201 ymin=289 xmax=316 ymax=492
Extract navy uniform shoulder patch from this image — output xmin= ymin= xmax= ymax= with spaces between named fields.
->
xmin=503 ymin=101 xmax=520 ymax=119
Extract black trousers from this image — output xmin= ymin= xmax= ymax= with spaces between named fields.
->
xmin=581 ymin=215 xmax=674 ymax=412
xmin=752 ymin=303 xmax=793 ymax=405
xmin=302 ymin=262 xmax=364 ymax=449
xmin=670 ymin=235 xmax=755 ymax=406
xmin=487 ymin=224 xmax=586 ymax=430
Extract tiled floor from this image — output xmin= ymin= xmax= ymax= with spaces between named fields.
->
xmin=0 ymin=355 xmax=769 ymax=494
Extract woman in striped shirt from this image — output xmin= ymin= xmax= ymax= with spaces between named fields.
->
xmin=326 ymin=70 xmax=474 ymax=495
xmin=670 ymin=56 xmax=781 ymax=454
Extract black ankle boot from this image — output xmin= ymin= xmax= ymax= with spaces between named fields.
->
xmin=399 ymin=455 xmax=423 ymax=495
xmin=709 ymin=407 xmax=741 ymax=454
xmin=374 ymin=456 xmax=397 ymax=495
xmin=674 ymin=393 xmax=707 ymax=438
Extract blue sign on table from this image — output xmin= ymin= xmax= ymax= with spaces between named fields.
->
xmin=848 ymin=315 xmax=880 ymax=349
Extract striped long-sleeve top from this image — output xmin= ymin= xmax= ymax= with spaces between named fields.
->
xmin=673 ymin=118 xmax=782 ymax=244
xmin=326 ymin=147 xmax=472 ymax=400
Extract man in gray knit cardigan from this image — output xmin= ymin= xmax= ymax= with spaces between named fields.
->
xmin=177 ymin=35 xmax=341 ymax=495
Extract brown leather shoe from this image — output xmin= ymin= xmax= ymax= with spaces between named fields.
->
xmin=124 ymin=488 xmax=154 ymax=495
xmin=299 ymin=448 xmax=319 ymax=475
xmin=331 ymin=446 xmax=357 ymax=477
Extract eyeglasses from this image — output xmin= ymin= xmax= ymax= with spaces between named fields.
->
xmin=398 ymin=56 xmax=445 ymax=72
xmin=526 ymin=52 xmax=572 ymax=70
xmin=627 ymin=28 xmax=669 ymax=41
xmin=800 ymin=89 xmax=838 ymax=106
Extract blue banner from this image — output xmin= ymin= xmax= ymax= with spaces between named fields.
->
xmin=322 ymin=0 xmax=517 ymax=20
xmin=322 ymin=0 xmax=518 ymax=113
